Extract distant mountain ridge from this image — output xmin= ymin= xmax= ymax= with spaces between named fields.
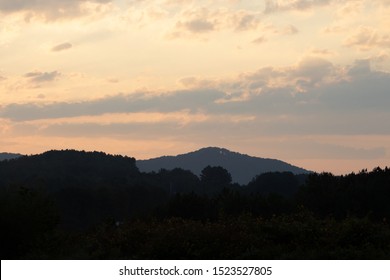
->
xmin=1 ymin=148 xmax=311 ymax=185
xmin=0 ymin=152 xmax=23 ymax=161
xmin=137 ymin=147 xmax=311 ymax=184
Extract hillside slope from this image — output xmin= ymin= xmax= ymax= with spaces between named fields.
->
xmin=137 ymin=147 xmax=310 ymax=184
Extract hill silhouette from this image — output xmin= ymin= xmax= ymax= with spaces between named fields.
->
xmin=0 ymin=150 xmax=139 ymax=191
xmin=1 ymin=149 xmax=390 ymax=259
xmin=137 ymin=147 xmax=311 ymax=184
xmin=0 ymin=152 xmax=22 ymax=161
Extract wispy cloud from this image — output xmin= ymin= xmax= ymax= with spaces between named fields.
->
xmin=0 ymin=89 xmax=224 ymax=121
xmin=0 ymin=0 xmax=112 ymax=20
xmin=252 ymin=36 xmax=267 ymax=44
xmin=180 ymin=19 xmax=215 ymax=33
xmin=232 ymin=11 xmax=262 ymax=31
xmin=166 ymin=7 xmax=262 ymax=39
xmin=51 ymin=42 xmax=72 ymax=52
xmin=309 ymin=48 xmax=335 ymax=56
xmin=344 ymin=26 xmax=390 ymax=51
xmin=264 ymin=0 xmax=332 ymax=14
xmin=24 ymin=71 xmax=60 ymax=83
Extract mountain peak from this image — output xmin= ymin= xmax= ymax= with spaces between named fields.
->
xmin=137 ymin=147 xmax=310 ymax=184
xmin=189 ymin=147 xmax=236 ymax=156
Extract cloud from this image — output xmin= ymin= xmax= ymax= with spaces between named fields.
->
xmin=167 ymin=7 xmax=262 ymax=38
xmin=179 ymin=77 xmax=217 ymax=88
xmin=335 ymin=1 xmax=363 ymax=18
xmin=180 ymin=19 xmax=215 ymax=33
xmin=260 ymin=23 xmax=299 ymax=37
xmin=318 ymin=60 xmax=390 ymax=113
xmin=0 ymin=0 xmax=112 ymax=20
xmin=2 ymin=56 xmax=390 ymax=165
xmin=2 ymin=58 xmax=390 ymax=138
xmin=167 ymin=8 xmax=217 ymax=38
xmin=347 ymin=59 xmax=371 ymax=77
xmin=252 ymin=36 xmax=267 ymax=44
xmin=0 ymin=89 xmax=225 ymax=121
xmin=293 ymin=56 xmax=335 ymax=85
xmin=24 ymin=71 xmax=60 ymax=83
xmin=322 ymin=25 xmax=345 ymax=34
xmin=264 ymin=0 xmax=332 ymax=14
xmin=224 ymin=56 xmax=340 ymax=96
xmin=344 ymin=26 xmax=390 ymax=51
xmin=310 ymin=48 xmax=335 ymax=56
xmin=107 ymin=78 xmax=119 ymax=83
xmin=231 ymin=11 xmax=262 ymax=31
xmin=37 ymin=122 xmax=181 ymax=139
xmin=178 ymin=57 xmax=390 ymax=118
xmin=51 ymin=42 xmax=72 ymax=52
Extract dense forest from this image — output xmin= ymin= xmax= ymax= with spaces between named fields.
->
xmin=1 ymin=150 xmax=389 ymax=259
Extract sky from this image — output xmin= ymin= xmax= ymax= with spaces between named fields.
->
xmin=1 ymin=0 xmax=390 ymax=174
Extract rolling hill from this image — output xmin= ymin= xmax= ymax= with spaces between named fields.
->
xmin=137 ymin=147 xmax=311 ymax=184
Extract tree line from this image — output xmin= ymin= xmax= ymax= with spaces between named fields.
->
xmin=0 ymin=150 xmax=389 ymax=259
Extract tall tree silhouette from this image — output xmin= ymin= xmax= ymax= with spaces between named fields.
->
xmin=200 ymin=166 xmax=232 ymax=195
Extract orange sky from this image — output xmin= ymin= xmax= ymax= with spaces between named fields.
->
xmin=1 ymin=0 xmax=390 ymax=174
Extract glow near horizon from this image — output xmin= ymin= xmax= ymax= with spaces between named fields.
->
xmin=0 ymin=0 xmax=390 ymax=174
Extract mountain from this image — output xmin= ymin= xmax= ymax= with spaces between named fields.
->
xmin=137 ymin=147 xmax=311 ymax=184
xmin=0 ymin=152 xmax=23 ymax=161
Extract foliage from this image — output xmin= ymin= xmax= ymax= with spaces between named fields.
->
xmin=15 ymin=214 xmax=390 ymax=260
xmin=247 ymin=172 xmax=300 ymax=197
xmin=0 ymin=150 xmax=389 ymax=259
xmin=0 ymin=185 xmax=59 ymax=259
xmin=297 ymin=168 xmax=390 ymax=220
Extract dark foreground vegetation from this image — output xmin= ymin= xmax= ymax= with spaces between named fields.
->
xmin=1 ymin=150 xmax=389 ymax=259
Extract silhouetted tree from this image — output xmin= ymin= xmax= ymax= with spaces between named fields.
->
xmin=247 ymin=172 xmax=300 ymax=197
xmin=200 ymin=166 xmax=232 ymax=195
xmin=154 ymin=168 xmax=201 ymax=194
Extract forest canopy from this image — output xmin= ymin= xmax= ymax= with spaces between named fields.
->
xmin=0 ymin=150 xmax=389 ymax=259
